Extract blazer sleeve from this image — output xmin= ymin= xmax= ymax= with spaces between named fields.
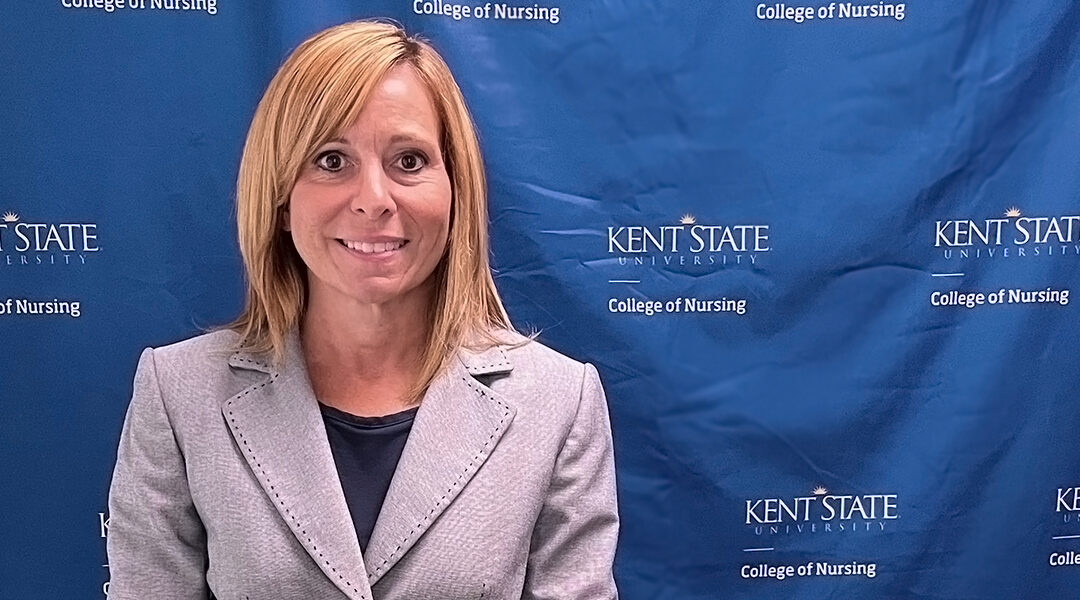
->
xmin=107 ymin=348 xmax=210 ymax=600
xmin=522 ymin=362 xmax=619 ymax=600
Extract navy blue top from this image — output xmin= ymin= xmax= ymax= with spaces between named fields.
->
xmin=320 ymin=404 xmax=419 ymax=552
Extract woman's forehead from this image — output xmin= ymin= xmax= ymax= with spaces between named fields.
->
xmin=332 ymin=68 xmax=442 ymax=145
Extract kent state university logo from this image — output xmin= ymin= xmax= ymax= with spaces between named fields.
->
xmin=607 ymin=214 xmax=771 ymax=271
xmin=0 ymin=211 xmax=100 ymax=265
xmin=745 ymin=485 xmax=899 ymax=538
xmin=935 ymin=207 xmax=1080 ymax=261
xmin=1049 ymin=486 xmax=1080 ymax=568
xmin=1054 ymin=486 xmax=1080 ymax=526
xmin=99 ymin=511 xmax=111 ymax=596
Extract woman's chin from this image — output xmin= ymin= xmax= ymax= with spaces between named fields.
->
xmin=337 ymin=281 xmax=429 ymax=308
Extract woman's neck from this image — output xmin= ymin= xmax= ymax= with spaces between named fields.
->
xmin=300 ymin=282 xmax=433 ymax=415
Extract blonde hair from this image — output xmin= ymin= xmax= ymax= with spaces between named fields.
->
xmin=231 ymin=20 xmax=512 ymax=400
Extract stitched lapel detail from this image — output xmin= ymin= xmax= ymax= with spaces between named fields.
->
xmin=223 ymin=335 xmax=372 ymax=600
xmin=362 ymin=356 xmax=516 ymax=585
xmin=458 ymin=344 xmax=513 ymax=376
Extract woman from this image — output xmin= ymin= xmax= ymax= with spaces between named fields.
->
xmin=107 ymin=20 xmax=619 ymax=600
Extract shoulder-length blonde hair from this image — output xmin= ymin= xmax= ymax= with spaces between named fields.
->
xmin=230 ymin=20 xmax=512 ymax=400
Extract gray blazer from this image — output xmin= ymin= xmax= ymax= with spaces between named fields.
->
xmin=107 ymin=329 xmax=619 ymax=600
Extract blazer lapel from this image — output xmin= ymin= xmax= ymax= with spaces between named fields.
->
xmin=363 ymin=346 xmax=517 ymax=585
xmin=222 ymin=332 xmax=372 ymax=600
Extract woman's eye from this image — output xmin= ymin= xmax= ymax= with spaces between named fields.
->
xmin=398 ymin=152 xmax=426 ymax=173
xmin=314 ymin=151 xmax=345 ymax=172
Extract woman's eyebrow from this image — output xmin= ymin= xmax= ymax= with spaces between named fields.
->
xmin=322 ymin=133 xmax=436 ymax=147
xmin=387 ymin=132 xmax=437 ymax=147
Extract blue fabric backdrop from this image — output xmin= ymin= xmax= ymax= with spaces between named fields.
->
xmin=3 ymin=1 xmax=1080 ymax=598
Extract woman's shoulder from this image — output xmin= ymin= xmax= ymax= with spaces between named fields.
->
xmin=468 ymin=329 xmax=599 ymax=394
xmin=136 ymin=329 xmax=257 ymax=397
xmin=124 ymin=329 xmax=264 ymax=430
xmin=470 ymin=330 xmax=608 ymax=436
xmin=149 ymin=328 xmax=245 ymax=369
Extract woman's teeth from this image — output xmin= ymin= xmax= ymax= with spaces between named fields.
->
xmin=341 ymin=239 xmax=405 ymax=254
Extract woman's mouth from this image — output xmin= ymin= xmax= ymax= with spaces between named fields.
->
xmin=337 ymin=238 xmax=409 ymax=255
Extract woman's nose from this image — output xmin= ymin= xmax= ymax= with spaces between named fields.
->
xmin=348 ymin=165 xmax=395 ymax=218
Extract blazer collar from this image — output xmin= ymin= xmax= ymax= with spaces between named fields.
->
xmin=224 ymin=330 xmax=516 ymax=591
xmin=225 ymin=332 xmax=515 ymax=378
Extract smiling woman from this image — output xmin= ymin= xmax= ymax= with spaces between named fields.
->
xmin=286 ymin=64 xmax=454 ymax=380
xmin=106 ymin=19 xmax=619 ymax=600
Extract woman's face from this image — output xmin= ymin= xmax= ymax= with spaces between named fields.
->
xmin=287 ymin=64 xmax=452 ymax=311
